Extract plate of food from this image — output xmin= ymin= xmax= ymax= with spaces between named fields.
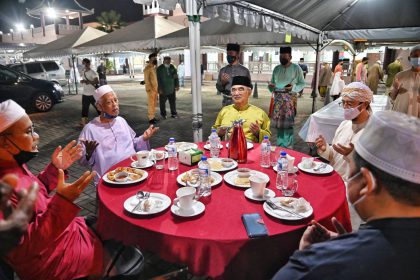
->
xmin=297 ymin=161 xmax=333 ymax=175
xmin=165 ymin=142 xmax=198 ymax=152
xmin=124 ymin=193 xmax=171 ymax=215
xmin=206 ymin=158 xmax=238 ymax=172
xmin=226 ymin=142 xmax=254 ymax=150
xmin=102 ymin=167 xmax=148 ymax=185
xmin=176 ymin=169 xmax=223 ymax=187
xmin=263 ymin=197 xmax=313 ymax=220
xmin=223 ymin=169 xmax=270 ymax=188
xmin=203 ymin=143 xmax=224 ymax=150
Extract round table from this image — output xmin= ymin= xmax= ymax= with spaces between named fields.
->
xmin=97 ymin=142 xmax=351 ymax=280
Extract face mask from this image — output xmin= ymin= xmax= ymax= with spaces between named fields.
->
xmin=164 ymin=64 xmax=170 ymax=68
xmin=344 ymin=105 xmax=362 ymax=120
xmin=280 ymin=58 xmax=289 ymax=65
xmin=347 ymin=171 xmax=377 ymax=215
xmin=103 ymin=112 xmax=118 ymax=119
xmin=409 ymin=57 xmax=420 ymax=68
xmin=152 ymin=60 xmax=157 ymax=65
xmin=227 ymin=55 xmax=236 ymax=64
xmin=6 ymin=137 xmax=38 ymax=165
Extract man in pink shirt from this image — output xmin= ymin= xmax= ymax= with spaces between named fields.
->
xmin=0 ymin=100 xmax=103 ymax=280
xmin=356 ymin=57 xmax=369 ymax=84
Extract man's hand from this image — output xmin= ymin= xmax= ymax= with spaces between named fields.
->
xmin=249 ymin=121 xmax=261 ymax=138
xmin=333 ymin=143 xmax=354 ymax=156
xmin=285 ymin=84 xmax=293 ymax=92
xmin=268 ymin=83 xmax=276 ymax=90
xmin=52 ymin=140 xmax=83 ymax=170
xmin=80 ymin=140 xmax=99 ymax=161
xmin=56 ymin=169 xmax=95 ymax=202
xmin=221 ymin=73 xmax=230 ymax=85
xmin=143 ymin=125 xmax=159 ymax=141
xmin=217 ymin=126 xmax=228 ymax=138
xmin=315 ymin=135 xmax=327 ymax=153
xmin=0 ymin=174 xmax=39 ymax=255
xmin=299 ymin=217 xmax=347 ymax=250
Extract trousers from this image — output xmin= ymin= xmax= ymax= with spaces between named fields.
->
xmin=82 ymin=95 xmax=100 ymax=118
xmin=159 ymin=93 xmax=177 ymax=117
xmin=147 ymin=91 xmax=158 ymax=120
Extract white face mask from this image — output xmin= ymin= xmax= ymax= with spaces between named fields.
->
xmin=347 ymin=170 xmax=377 ymax=217
xmin=344 ymin=104 xmax=363 ymax=120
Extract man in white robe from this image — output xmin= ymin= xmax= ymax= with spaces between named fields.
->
xmin=78 ymin=85 xmax=159 ymax=183
xmin=315 ymin=82 xmax=373 ymax=182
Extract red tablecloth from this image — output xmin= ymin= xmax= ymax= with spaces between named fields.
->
xmin=97 ymin=142 xmax=351 ymax=279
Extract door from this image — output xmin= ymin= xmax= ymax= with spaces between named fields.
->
xmin=25 ymin=62 xmax=48 ymax=81
xmin=0 ymin=67 xmax=26 ymax=104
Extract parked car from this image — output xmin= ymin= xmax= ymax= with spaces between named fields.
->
xmin=0 ymin=64 xmax=64 ymax=112
xmin=8 ymin=60 xmax=67 ymax=86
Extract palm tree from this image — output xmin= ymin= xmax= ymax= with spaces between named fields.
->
xmin=96 ymin=10 xmax=125 ymax=33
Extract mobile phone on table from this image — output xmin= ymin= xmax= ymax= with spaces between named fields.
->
xmin=241 ymin=213 xmax=269 ymax=238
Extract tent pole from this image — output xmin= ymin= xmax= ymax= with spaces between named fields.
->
xmin=72 ymin=55 xmax=78 ymax=95
xmin=194 ymin=14 xmax=202 ymax=142
xmin=311 ymin=33 xmax=322 ymax=113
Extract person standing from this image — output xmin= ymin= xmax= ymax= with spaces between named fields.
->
xmin=216 ymin=43 xmax=251 ymax=107
xmin=80 ymin=58 xmax=100 ymax=127
xmin=334 ymin=59 xmax=344 ymax=79
xmin=178 ymin=61 xmax=185 ymax=87
xmin=390 ymin=44 xmax=420 ymax=118
xmin=298 ymin=58 xmax=308 ymax=97
xmin=385 ymin=57 xmax=403 ymax=96
xmin=268 ymin=46 xmax=306 ymax=148
xmin=97 ymin=61 xmax=107 ymax=86
xmin=356 ymin=57 xmax=369 ymax=83
xmin=144 ymin=53 xmax=159 ymax=125
xmin=156 ymin=56 xmax=179 ymax=119
xmin=318 ymin=62 xmax=332 ymax=100
xmin=367 ymin=60 xmax=384 ymax=94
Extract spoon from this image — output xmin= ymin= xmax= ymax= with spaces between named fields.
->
xmin=132 ymin=191 xmax=146 ymax=212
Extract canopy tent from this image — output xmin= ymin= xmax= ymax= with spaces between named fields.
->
xmin=75 ymin=16 xmax=185 ymax=55
xmin=23 ymin=27 xmax=107 ymax=59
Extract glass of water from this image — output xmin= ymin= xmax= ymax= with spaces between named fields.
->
xmin=282 ymin=174 xmax=298 ymax=197
xmin=153 ymin=150 xmax=165 ymax=170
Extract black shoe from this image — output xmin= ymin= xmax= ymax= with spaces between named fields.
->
xmin=161 ymin=115 xmax=167 ymax=119
xmin=171 ymin=114 xmax=179 ymax=119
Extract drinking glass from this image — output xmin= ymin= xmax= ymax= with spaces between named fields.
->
xmin=282 ymin=174 xmax=298 ymax=197
xmin=153 ymin=150 xmax=165 ymax=170
xmin=270 ymin=146 xmax=278 ymax=166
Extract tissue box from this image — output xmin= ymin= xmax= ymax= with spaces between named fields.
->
xmin=179 ymin=149 xmax=203 ymax=166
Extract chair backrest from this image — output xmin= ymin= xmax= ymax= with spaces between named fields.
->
xmin=0 ymin=260 xmax=14 ymax=280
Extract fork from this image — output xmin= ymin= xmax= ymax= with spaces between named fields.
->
xmin=266 ymin=199 xmax=305 ymax=218
xmin=132 ymin=191 xmax=150 ymax=213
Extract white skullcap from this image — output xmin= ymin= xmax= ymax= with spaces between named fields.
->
xmin=0 ymin=100 xmax=26 ymax=133
xmin=341 ymin=82 xmax=373 ymax=103
xmin=355 ymin=111 xmax=420 ymax=184
xmin=410 ymin=44 xmax=420 ymax=54
xmin=94 ymin=85 xmax=114 ymax=102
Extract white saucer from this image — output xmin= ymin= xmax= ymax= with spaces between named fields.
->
xmin=244 ymin=188 xmax=276 ymax=201
xmin=203 ymin=143 xmax=224 ymax=150
xmin=273 ymin=165 xmax=299 ymax=173
xmin=131 ymin=160 xmax=154 ymax=169
xmin=171 ymin=201 xmax=205 ymax=217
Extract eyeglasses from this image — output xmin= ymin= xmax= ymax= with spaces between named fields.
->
xmin=338 ymin=101 xmax=363 ymax=108
xmin=231 ymin=87 xmax=247 ymax=94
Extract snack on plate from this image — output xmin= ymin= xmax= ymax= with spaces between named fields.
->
xmin=234 ymin=177 xmax=250 ymax=186
xmin=181 ymin=170 xmax=215 ymax=185
xmin=141 ymin=198 xmax=154 ymax=212
xmin=107 ymin=167 xmax=144 ymax=182
xmin=279 ymin=197 xmax=294 ymax=207
xmin=208 ymin=159 xmax=223 ymax=170
xmin=292 ymin=197 xmax=310 ymax=212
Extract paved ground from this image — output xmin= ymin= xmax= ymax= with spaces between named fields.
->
xmin=24 ymin=76 xmax=375 ymax=279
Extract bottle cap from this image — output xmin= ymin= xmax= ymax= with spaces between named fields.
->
xmin=201 ymin=155 xmax=207 ymax=160
xmin=263 ymin=136 xmax=269 ymax=140
xmin=280 ymin=151 xmax=287 ymax=156
xmin=169 ymin=137 xmax=175 ymax=141
xmin=211 ymin=129 xmax=216 ymax=133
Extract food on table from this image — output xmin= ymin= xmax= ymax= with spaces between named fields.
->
xmin=278 ymin=197 xmax=310 ymax=212
xmin=107 ymin=167 xmax=144 ymax=182
xmin=142 ymin=198 xmax=154 ymax=212
xmin=279 ymin=197 xmax=294 ymax=206
xmin=208 ymin=159 xmax=223 ymax=170
xmin=234 ymin=177 xmax=250 ymax=186
xmin=181 ymin=169 xmax=215 ymax=185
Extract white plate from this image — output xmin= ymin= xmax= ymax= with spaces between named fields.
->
xmin=176 ymin=171 xmax=223 ymax=187
xmin=170 ymin=201 xmax=205 ymax=217
xmin=203 ymin=143 xmax=224 ymax=150
xmin=102 ymin=169 xmax=148 ymax=185
xmin=273 ymin=165 xmax=299 ymax=174
xmin=124 ymin=193 xmax=171 ymax=215
xmin=263 ymin=197 xmax=313 ymax=220
xmin=165 ymin=142 xmax=198 ymax=152
xmin=223 ymin=170 xmax=270 ymax=188
xmin=206 ymin=158 xmax=238 ymax=172
xmin=297 ymin=162 xmax=334 ymax=175
xmin=131 ymin=159 xmax=154 ymax=169
xmin=226 ymin=142 xmax=254 ymax=150
xmin=244 ymin=188 xmax=276 ymax=201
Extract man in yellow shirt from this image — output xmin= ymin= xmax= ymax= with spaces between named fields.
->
xmin=213 ymin=76 xmax=271 ymax=143
xmin=144 ymin=53 xmax=159 ymax=125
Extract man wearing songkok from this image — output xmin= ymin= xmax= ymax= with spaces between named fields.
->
xmin=315 ymin=82 xmax=373 ymax=182
xmin=390 ymin=44 xmax=420 ymax=118
xmin=269 ymin=46 xmax=306 ymax=148
xmin=79 ymin=85 xmax=159 ymax=184
xmin=216 ymin=43 xmax=251 ymax=107
xmin=385 ymin=57 xmax=403 ymax=95
xmin=0 ymin=100 xmax=104 ymax=280
xmin=355 ymin=57 xmax=369 ymax=83
xmin=156 ymin=56 xmax=179 ymax=119
xmin=213 ymin=76 xmax=271 ymax=143
xmin=367 ymin=60 xmax=384 ymax=95
xmin=274 ymin=110 xmax=420 ymax=280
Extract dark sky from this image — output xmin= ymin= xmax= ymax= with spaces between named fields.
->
xmin=0 ymin=0 xmax=143 ymax=32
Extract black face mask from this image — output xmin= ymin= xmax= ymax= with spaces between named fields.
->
xmin=152 ymin=60 xmax=157 ymax=65
xmin=280 ymin=58 xmax=289 ymax=65
xmin=6 ymin=137 xmax=38 ymax=165
xmin=227 ymin=55 xmax=237 ymax=64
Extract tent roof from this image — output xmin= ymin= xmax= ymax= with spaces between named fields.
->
xmin=27 ymin=0 xmax=93 ymax=18
xmin=23 ymin=27 xmax=107 ymax=58
xmin=75 ymin=16 xmax=185 ymax=54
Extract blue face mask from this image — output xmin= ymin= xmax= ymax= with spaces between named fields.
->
xmin=103 ymin=112 xmax=118 ymax=119
xmin=410 ymin=57 xmax=420 ymax=68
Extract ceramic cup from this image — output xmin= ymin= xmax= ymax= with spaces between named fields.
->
xmin=135 ymin=151 xmax=150 ymax=166
xmin=287 ymin=155 xmax=296 ymax=172
xmin=174 ymin=187 xmax=197 ymax=211
xmin=249 ymin=176 xmax=268 ymax=198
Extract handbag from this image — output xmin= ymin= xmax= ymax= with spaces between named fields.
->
xmin=84 ymin=71 xmax=99 ymax=89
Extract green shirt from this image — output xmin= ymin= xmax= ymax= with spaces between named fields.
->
xmin=269 ymin=63 xmax=306 ymax=93
xmin=386 ymin=61 xmax=403 ymax=87
xmin=157 ymin=64 xmax=179 ymax=95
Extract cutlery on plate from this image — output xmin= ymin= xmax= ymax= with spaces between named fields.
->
xmin=313 ymin=163 xmax=327 ymax=172
xmin=266 ymin=199 xmax=305 ymax=218
xmin=132 ymin=191 xmax=150 ymax=213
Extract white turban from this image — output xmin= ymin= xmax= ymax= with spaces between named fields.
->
xmin=341 ymin=82 xmax=373 ymax=103
xmin=0 ymin=100 xmax=26 ymax=133
xmin=94 ymin=85 xmax=114 ymax=102
xmin=355 ymin=111 xmax=420 ymax=184
xmin=410 ymin=44 xmax=420 ymax=55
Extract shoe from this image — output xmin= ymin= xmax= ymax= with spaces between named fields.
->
xmin=161 ymin=115 xmax=167 ymax=119
xmin=79 ymin=117 xmax=88 ymax=127
xmin=171 ymin=114 xmax=179 ymax=119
